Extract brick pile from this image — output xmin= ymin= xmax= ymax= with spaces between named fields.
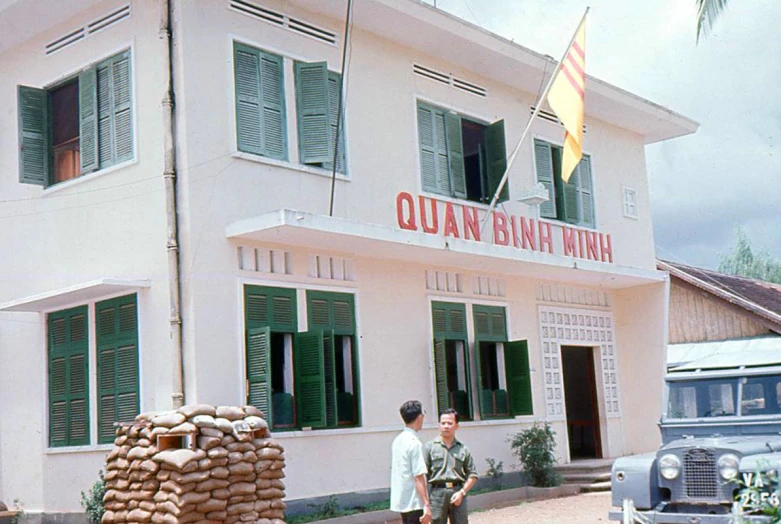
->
xmin=102 ymin=404 xmax=286 ymax=524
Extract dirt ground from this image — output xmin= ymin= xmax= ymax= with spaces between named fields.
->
xmin=469 ymin=491 xmax=613 ymax=523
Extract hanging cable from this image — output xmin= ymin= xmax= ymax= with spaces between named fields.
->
xmin=328 ymin=0 xmax=355 ymax=216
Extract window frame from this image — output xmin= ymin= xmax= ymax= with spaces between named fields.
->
xmin=43 ymin=291 xmax=142 ymax=451
xmin=18 ymin=46 xmax=136 ymax=189
xmin=533 ymin=137 xmax=596 ymax=228
xmin=415 ymin=98 xmax=507 ymax=205
xmin=622 ymin=186 xmax=639 ymax=219
xmin=241 ymin=283 xmax=361 ymax=432
xmin=231 ymin=38 xmax=350 ymax=176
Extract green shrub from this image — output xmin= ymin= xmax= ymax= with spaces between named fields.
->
xmin=508 ymin=422 xmax=561 ymax=487
xmin=485 ymin=458 xmax=504 ymax=487
xmin=80 ymin=470 xmax=106 ymax=524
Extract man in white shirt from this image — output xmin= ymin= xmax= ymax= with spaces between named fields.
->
xmin=390 ymin=400 xmax=432 ymax=524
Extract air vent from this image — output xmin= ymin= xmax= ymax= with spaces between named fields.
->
xmin=229 ymin=0 xmax=337 ymax=46
xmin=45 ymin=5 xmax=130 ymax=55
xmin=413 ymin=63 xmax=487 ymax=98
xmin=531 ymin=106 xmax=588 ymax=134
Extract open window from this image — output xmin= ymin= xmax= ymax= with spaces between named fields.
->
xmin=294 ymin=61 xmax=346 ymax=173
xmin=431 ymin=302 xmax=473 ymax=420
xmin=534 ymin=138 xmax=594 ymax=227
xmin=244 ymin=286 xmax=298 ymax=430
xmin=473 ymin=305 xmax=532 ymax=418
xmin=417 ymin=101 xmax=507 ymax=204
xmin=18 ymin=50 xmax=133 ymax=187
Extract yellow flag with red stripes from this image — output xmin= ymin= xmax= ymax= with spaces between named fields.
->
xmin=547 ymin=16 xmax=586 ymax=183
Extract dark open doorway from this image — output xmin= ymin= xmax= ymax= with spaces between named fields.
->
xmin=561 ymin=345 xmax=602 ymax=459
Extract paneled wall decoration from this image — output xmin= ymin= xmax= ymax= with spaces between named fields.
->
xmin=536 ymin=283 xmax=610 ymax=308
xmin=538 ymin=306 xmax=621 ymax=420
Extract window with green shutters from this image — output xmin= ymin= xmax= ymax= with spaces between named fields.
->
xmin=295 ymin=61 xmax=346 ymax=173
xmin=18 ymin=49 xmax=133 ymax=187
xmin=301 ymin=291 xmax=359 ymax=428
xmin=244 ymin=286 xmax=297 ymax=429
xmin=504 ymin=340 xmax=533 ymax=416
xmin=48 ymin=306 xmax=90 ymax=447
xmin=534 ymin=138 xmax=595 ymax=228
xmin=431 ymin=301 xmax=473 ymax=420
xmin=96 ymin=294 xmax=140 ymax=444
xmin=417 ymin=101 xmax=507 ymax=204
xmin=234 ymin=42 xmax=286 ymax=160
xmin=472 ymin=305 xmax=533 ymax=418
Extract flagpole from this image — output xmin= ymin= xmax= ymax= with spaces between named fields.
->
xmin=479 ymin=7 xmax=589 ymax=236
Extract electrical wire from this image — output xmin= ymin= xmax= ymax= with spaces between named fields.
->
xmin=328 ymin=0 xmax=355 ymax=217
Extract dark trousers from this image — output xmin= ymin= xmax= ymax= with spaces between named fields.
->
xmin=430 ymin=486 xmax=468 ymax=524
xmin=401 ymin=509 xmax=424 ymax=524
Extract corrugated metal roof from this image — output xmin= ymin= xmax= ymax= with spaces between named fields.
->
xmin=668 ymin=335 xmax=781 ymax=370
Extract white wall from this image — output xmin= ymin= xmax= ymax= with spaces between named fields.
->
xmin=0 ymin=0 xmax=176 ymax=513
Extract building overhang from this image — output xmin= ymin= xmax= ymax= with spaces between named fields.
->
xmin=0 ymin=278 xmax=151 ymax=313
xmin=295 ymin=0 xmax=699 ymax=144
xmin=226 ymin=209 xmax=667 ymax=290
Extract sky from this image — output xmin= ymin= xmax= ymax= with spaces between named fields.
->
xmin=429 ymin=0 xmax=781 ymax=270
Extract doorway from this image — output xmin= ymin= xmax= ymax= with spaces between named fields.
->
xmin=561 ymin=345 xmax=602 ymax=459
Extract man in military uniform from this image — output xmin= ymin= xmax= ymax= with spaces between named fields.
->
xmin=424 ymin=409 xmax=478 ymax=524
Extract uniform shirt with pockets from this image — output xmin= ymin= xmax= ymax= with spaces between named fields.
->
xmin=424 ymin=436 xmax=478 ymax=486
xmin=390 ymin=428 xmax=428 ymax=512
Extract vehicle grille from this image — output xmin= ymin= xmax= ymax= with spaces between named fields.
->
xmin=684 ymin=448 xmax=717 ymax=498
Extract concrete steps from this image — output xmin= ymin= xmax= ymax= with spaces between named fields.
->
xmin=555 ymin=458 xmax=614 ymax=493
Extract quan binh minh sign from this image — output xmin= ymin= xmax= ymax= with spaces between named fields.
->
xmin=395 ymin=192 xmax=613 ymax=263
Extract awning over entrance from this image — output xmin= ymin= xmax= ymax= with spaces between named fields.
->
xmin=668 ymin=335 xmax=781 ymax=370
xmin=226 ymin=209 xmax=665 ymax=289
xmin=0 ymin=278 xmax=151 ymax=312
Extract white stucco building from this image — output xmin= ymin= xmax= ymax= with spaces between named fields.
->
xmin=0 ymin=0 xmax=698 ymax=519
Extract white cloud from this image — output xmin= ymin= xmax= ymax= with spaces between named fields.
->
xmin=435 ymin=0 xmax=781 ymax=269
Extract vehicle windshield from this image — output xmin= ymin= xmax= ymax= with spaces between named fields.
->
xmin=667 ymin=374 xmax=781 ymax=419
xmin=667 ymin=378 xmax=737 ymax=419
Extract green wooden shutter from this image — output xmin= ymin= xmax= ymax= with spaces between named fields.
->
xmin=294 ymin=331 xmax=327 ymax=428
xmin=417 ymin=103 xmax=438 ymax=193
xmin=473 ymin=305 xmax=507 ymax=419
xmin=323 ymin=72 xmax=346 ymax=173
xmin=48 ymin=306 xmax=89 ymax=447
xmin=322 ymin=330 xmax=337 ymax=427
xmin=244 ymin=285 xmax=297 ymax=332
xmin=559 ymin=160 xmax=580 ymax=225
xmin=484 ymin=119 xmax=508 ymax=203
xmin=96 ymin=59 xmax=114 ymax=167
xmin=534 ymin=139 xmax=556 ymax=218
xmin=505 ymin=340 xmax=532 ymax=416
xmin=79 ymin=68 xmax=99 ymax=174
xmin=444 ymin=111 xmax=466 ymax=198
xmin=246 ymin=327 xmax=272 ymax=424
xmin=417 ymin=102 xmax=450 ymax=196
xmin=433 ymin=338 xmax=449 ymax=413
xmin=474 ymin=340 xmax=488 ymax=415
xmin=578 ymin=155 xmax=595 ymax=227
xmin=235 ymin=43 xmax=263 ymax=155
xmin=431 ymin=302 xmax=467 ymax=339
xmin=260 ymin=52 xmax=285 ymax=159
xmin=295 ymin=61 xmax=331 ymax=164
xmin=96 ymin=294 xmax=140 ymax=443
xmin=306 ymin=291 xmax=355 ymax=335
xmin=111 ymin=51 xmax=133 ymax=163
xmin=18 ymin=85 xmax=48 ymax=185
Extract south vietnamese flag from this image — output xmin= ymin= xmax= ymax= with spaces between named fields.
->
xmin=547 ymin=16 xmax=587 ymax=183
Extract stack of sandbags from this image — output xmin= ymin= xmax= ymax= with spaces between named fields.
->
xmin=102 ymin=405 xmax=286 ymax=524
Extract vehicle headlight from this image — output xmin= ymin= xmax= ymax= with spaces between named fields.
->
xmin=659 ymin=454 xmax=682 ymax=480
xmin=718 ymin=454 xmax=739 ymax=480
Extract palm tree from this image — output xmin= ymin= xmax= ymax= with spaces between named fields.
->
xmin=696 ymin=0 xmax=729 ymax=42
